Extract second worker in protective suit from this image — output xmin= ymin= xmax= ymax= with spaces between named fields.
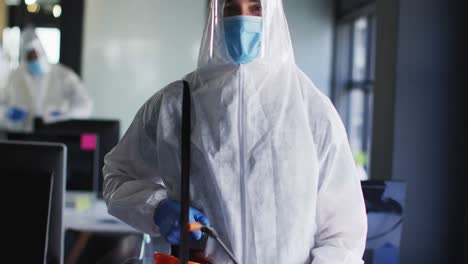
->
xmin=0 ymin=27 xmax=93 ymax=132
xmin=103 ymin=0 xmax=367 ymax=263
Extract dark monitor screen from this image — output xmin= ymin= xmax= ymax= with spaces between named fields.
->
xmin=5 ymin=171 xmax=53 ymax=264
xmin=7 ymin=132 xmax=99 ymax=192
xmin=362 ymin=180 xmax=407 ymax=264
xmin=0 ymin=141 xmax=65 ymax=264
xmin=34 ymin=119 xmax=119 ymax=196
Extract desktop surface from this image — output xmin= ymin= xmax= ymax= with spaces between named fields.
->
xmin=64 ymin=192 xmax=139 ymax=234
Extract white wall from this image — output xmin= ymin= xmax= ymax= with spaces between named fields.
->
xmin=284 ymin=0 xmax=335 ymax=95
xmin=82 ymin=0 xmax=334 ymax=134
xmin=82 ymin=0 xmax=208 ymax=133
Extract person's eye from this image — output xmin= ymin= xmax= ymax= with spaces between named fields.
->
xmin=251 ymin=5 xmax=261 ymax=11
xmin=250 ymin=5 xmax=262 ymax=14
xmin=249 ymin=3 xmax=261 ymax=10
xmin=225 ymin=6 xmax=240 ymax=14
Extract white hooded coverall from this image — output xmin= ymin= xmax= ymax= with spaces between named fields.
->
xmin=103 ymin=0 xmax=367 ymax=263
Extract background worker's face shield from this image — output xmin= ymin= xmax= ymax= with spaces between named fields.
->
xmin=20 ymin=28 xmax=48 ymax=65
xmin=198 ymin=0 xmax=295 ymax=67
xmin=20 ymin=27 xmax=51 ymax=75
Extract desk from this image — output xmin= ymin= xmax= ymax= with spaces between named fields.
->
xmin=64 ymin=196 xmax=145 ymax=264
xmin=64 ymin=199 xmax=139 ymax=234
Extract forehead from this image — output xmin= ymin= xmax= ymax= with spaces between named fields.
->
xmin=225 ymin=0 xmax=261 ymax=4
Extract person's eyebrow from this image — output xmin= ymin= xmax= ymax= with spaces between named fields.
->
xmin=225 ymin=0 xmax=260 ymax=5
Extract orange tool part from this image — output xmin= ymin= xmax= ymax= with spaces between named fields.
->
xmin=187 ymin=222 xmax=203 ymax=232
xmin=155 ymin=223 xmax=237 ymax=263
xmin=154 ymin=253 xmax=200 ymax=264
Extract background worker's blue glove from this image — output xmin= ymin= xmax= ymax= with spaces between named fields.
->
xmin=154 ymin=199 xmax=210 ymax=245
xmin=6 ymin=106 xmax=27 ymax=122
xmin=49 ymin=110 xmax=62 ymax=117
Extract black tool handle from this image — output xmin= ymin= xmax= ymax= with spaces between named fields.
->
xmin=179 ymin=80 xmax=192 ymax=264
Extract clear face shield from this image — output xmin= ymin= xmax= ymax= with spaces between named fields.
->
xmin=22 ymin=39 xmax=49 ymax=76
xmin=205 ymin=0 xmax=264 ymax=65
xmin=198 ymin=0 xmax=294 ymax=67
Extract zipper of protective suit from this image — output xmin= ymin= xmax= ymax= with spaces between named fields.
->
xmin=238 ymin=66 xmax=248 ymax=264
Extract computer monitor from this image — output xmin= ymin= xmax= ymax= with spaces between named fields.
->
xmin=6 ymin=132 xmax=100 ymax=192
xmin=0 ymin=141 xmax=66 ymax=264
xmin=34 ymin=119 xmax=120 ymax=196
xmin=362 ymin=180 xmax=407 ymax=264
xmin=5 ymin=171 xmax=53 ymax=264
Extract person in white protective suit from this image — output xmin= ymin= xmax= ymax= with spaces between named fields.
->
xmin=103 ymin=0 xmax=367 ymax=263
xmin=0 ymin=27 xmax=93 ymax=132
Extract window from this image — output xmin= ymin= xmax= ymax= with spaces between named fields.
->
xmin=35 ymin=27 xmax=61 ymax=64
xmin=333 ymin=13 xmax=376 ymax=180
xmin=2 ymin=26 xmax=21 ymax=68
xmin=2 ymin=26 xmax=61 ymax=66
xmin=5 ymin=0 xmax=84 ymax=75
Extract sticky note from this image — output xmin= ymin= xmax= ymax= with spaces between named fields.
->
xmin=75 ymin=195 xmax=92 ymax=212
xmin=81 ymin=133 xmax=97 ymax=151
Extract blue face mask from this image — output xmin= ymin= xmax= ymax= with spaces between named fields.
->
xmin=27 ymin=60 xmax=45 ymax=76
xmin=224 ymin=16 xmax=263 ymax=64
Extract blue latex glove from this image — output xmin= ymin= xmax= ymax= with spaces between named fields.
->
xmin=6 ymin=106 xmax=27 ymax=122
xmin=153 ymin=199 xmax=210 ymax=245
xmin=49 ymin=111 xmax=62 ymax=118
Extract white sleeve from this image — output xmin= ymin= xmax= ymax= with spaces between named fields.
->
xmin=310 ymin=110 xmax=368 ymax=264
xmin=103 ymin=92 xmax=168 ymax=236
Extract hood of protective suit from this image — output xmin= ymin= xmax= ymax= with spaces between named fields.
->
xmin=103 ymin=0 xmax=367 ymax=263
xmin=20 ymin=27 xmax=50 ymax=73
xmin=198 ymin=0 xmax=294 ymax=67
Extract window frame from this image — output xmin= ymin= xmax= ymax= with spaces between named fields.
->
xmin=332 ymin=3 xmax=376 ymax=173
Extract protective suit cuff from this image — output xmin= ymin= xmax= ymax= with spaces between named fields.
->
xmin=343 ymin=251 xmax=364 ymax=264
xmin=310 ymin=248 xmax=364 ymax=264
